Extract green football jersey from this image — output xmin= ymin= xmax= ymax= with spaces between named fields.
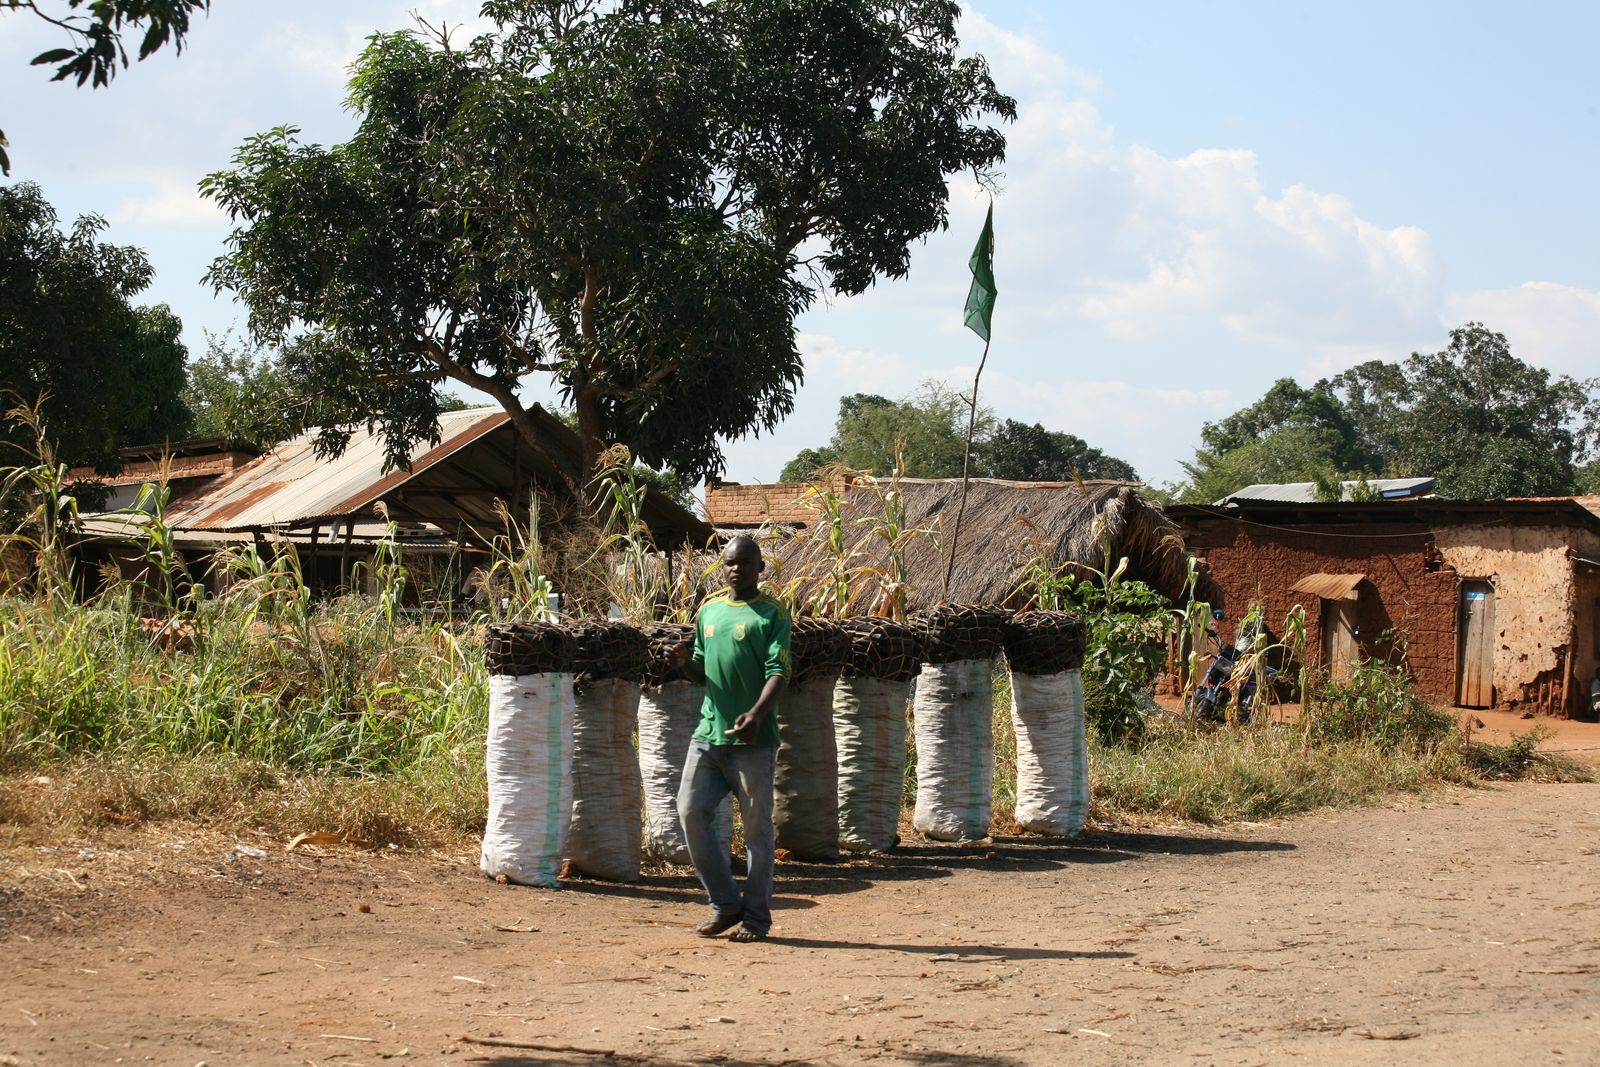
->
xmin=691 ymin=591 xmax=792 ymax=747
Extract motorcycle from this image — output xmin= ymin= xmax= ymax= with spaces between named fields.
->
xmin=1191 ymin=614 xmax=1277 ymax=725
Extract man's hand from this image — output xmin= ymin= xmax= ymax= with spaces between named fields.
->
xmin=724 ymin=710 xmax=762 ymax=743
xmin=674 ymin=642 xmax=705 ymax=683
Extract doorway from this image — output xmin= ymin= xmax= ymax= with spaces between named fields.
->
xmin=1457 ymin=580 xmax=1495 ymax=708
xmin=1320 ymin=595 xmax=1360 ymax=682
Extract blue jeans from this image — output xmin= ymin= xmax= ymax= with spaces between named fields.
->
xmin=677 ymin=739 xmax=777 ymax=935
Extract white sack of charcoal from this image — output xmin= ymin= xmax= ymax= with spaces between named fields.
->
xmin=564 ymin=622 xmax=649 ymax=882
xmin=481 ymin=620 xmax=578 ymax=887
xmin=1002 ymin=611 xmax=1090 ymax=836
xmin=907 ymin=606 xmax=1007 ymax=843
xmin=833 ymin=675 xmax=911 ymax=851
xmin=833 ymin=617 xmax=924 ymax=853
xmin=773 ymin=619 xmax=851 ymax=862
xmin=774 ymin=677 xmax=843 ymax=861
xmin=638 ymin=679 xmax=733 ymax=863
xmin=910 ymin=658 xmax=995 ymax=842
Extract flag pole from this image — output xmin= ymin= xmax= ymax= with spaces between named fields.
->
xmin=942 ymin=334 xmax=991 ymax=600
xmin=942 ymin=200 xmax=996 ymax=601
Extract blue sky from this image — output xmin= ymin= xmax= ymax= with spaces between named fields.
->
xmin=4 ymin=2 xmax=1596 ymax=487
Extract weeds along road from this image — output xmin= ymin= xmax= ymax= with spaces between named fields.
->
xmin=2 ymin=780 xmax=1597 ymax=1066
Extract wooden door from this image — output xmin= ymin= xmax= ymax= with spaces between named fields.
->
xmin=1457 ymin=581 xmax=1495 ymax=708
xmin=1321 ymin=597 xmax=1359 ymax=682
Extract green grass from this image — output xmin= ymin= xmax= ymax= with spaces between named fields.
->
xmin=1 ymin=577 xmax=1588 ymax=850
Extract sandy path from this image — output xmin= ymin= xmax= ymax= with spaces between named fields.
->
xmin=3 ymin=781 xmax=1598 ymax=1066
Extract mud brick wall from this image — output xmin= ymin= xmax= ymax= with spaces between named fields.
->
xmin=1175 ymin=517 xmax=1460 ymax=706
xmin=704 ymin=481 xmax=817 ymax=528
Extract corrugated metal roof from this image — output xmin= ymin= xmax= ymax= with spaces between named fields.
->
xmin=165 ymin=408 xmax=510 ymax=532
xmin=1289 ymin=573 xmax=1367 ymax=600
xmin=1219 ymin=477 xmax=1436 ymax=505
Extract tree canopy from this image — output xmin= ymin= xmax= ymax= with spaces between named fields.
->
xmin=0 ymin=181 xmax=189 ymax=470
xmin=2 ymin=0 xmax=210 ymax=175
xmin=777 ymin=380 xmax=1140 ymax=483
xmin=1173 ymin=323 xmax=1600 ymax=501
xmin=202 ymin=0 xmax=1014 ymax=490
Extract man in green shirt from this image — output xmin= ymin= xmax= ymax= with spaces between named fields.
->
xmin=675 ymin=535 xmax=790 ymax=943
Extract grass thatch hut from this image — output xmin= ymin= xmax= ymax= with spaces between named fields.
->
xmin=772 ymin=478 xmax=1222 ymax=612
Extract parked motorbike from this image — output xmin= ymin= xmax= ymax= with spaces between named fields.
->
xmin=1191 ymin=615 xmax=1277 ymax=725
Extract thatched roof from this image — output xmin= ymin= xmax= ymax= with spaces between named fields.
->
xmin=774 ymin=478 xmax=1222 ymax=611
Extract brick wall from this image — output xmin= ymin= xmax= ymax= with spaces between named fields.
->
xmin=705 ymin=480 xmax=834 ymax=528
xmin=1178 ymin=517 xmax=1461 ymax=706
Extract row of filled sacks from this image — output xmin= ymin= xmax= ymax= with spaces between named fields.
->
xmin=479 ymin=608 xmax=1091 ymax=885
xmin=481 ymin=667 xmax=733 ymax=887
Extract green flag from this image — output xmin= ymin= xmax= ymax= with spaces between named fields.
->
xmin=963 ymin=203 xmax=996 ymax=341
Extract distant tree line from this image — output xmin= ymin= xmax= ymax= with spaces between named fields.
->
xmin=778 ymin=381 xmax=1140 ymax=484
xmin=1166 ymin=323 xmax=1600 ymax=502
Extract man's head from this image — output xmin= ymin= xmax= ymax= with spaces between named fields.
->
xmin=722 ymin=535 xmax=764 ymax=599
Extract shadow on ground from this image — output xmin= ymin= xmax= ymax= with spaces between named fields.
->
xmin=552 ymin=829 xmax=1295 ymax=905
xmin=464 ymin=1043 xmax=1028 ymax=1066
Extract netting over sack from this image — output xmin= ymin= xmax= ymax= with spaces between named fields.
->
xmin=1010 ymin=668 xmax=1090 ymax=836
xmin=910 ymin=605 xmax=1008 ymax=665
xmin=839 ymin=618 xmax=926 ymax=682
xmin=637 ymin=680 xmax=732 ymax=863
xmin=481 ymin=671 xmax=574 ymax=887
xmin=569 ymin=621 xmax=649 ymax=693
xmin=1002 ymin=611 xmax=1087 ymax=676
xmin=484 ymin=622 xmax=577 ymax=677
xmin=641 ymin=623 xmax=695 ymax=688
xmin=911 ymin=659 xmax=994 ymax=842
xmin=790 ymin=617 xmax=851 ymax=685
xmin=834 ymin=674 xmax=910 ymax=852
xmin=774 ymin=678 xmax=841 ymax=861
xmin=565 ymin=677 xmax=644 ymax=881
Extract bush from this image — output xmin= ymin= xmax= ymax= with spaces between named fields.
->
xmin=1302 ymin=658 xmax=1457 ymax=755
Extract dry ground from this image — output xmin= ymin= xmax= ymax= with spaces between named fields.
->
xmin=3 ymin=775 xmax=1598 ymax=1067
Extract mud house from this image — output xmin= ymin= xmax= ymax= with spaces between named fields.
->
xmin=706 ymin=476 xmax=1221 ymax=610
xmin=64 ymin=405 xmax=711 ymax=606
xmin=1165 ymin=496 xmax=1600 ymax=718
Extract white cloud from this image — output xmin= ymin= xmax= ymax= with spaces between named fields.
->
xmin=111 ymin=179 xmax=226 ymax=225
xmin=949 ymin=12 xmax=1447 ymax=354
xmin=1446 ymin=282 xmax=1600 ymax=380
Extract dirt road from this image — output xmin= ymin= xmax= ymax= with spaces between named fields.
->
xmin=3 ymin=781 xmax=1597 ymax=1066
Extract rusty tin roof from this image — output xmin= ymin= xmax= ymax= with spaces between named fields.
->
xmin=164 ymin=408 xmax=514 ymax=532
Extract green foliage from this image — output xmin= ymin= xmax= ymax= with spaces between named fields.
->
xmin=1086 ymin=715 xmax=1455 ymax=824
xmin=203 ymin=2 xmax=1014 ymax=485
xmin=778 ymin=447 xmax=843 ymax=484
xmin=0 ymin=182 xmax=191 ymax=470
xmin=1325 ymin=323 xmax=1599 ymax=498
xmin=980 ymin=419 xmax=1140 ymax=482
xmin=798 ymin=385 xmax=986 ymax=479
xmin=180 ymin=331 xmax=299 ymax=447
xmin=1303 ymin=657 xmax=1457 ymax=754
xmin=1019 ymin=552 xmax=1173 ymax=745
xmin=1179 ymin=424 xmax=1363 ymax=504
xmin=1174 ymin=325 xmax=1600 ymax=501
xmin=1575 ymin=458 xmax=1600 ymax=494
xmin=781 ymin=383 xmax=1138 ymax=483
xmin=1 ymin=0 xmax=210 ymax=175
xmin=0 ymin=578 xmax=486 ymax=778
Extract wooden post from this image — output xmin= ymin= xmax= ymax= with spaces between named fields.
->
xmin=339 ymin=520 xmax=355 ymax=595
xmin=307 ymin=524 xmax=321 ymax=597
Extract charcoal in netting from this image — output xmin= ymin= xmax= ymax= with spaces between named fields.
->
xmin=910 ymin=604 xmax=1009 ymax=665
xmin=484 ymin=621 xmax=577 ymax=677
xmin=568 ymin=621 xmax=649 ymax=693
xmin=1002 ymin=610 xmax=1088 ymax=676
xmin=838 ymin=618 xmax=926 ymax=681
xmin=789 ymin=617 xmax=851 ymax=685
xmin=641 ymin=623 xmax=695 ymax=688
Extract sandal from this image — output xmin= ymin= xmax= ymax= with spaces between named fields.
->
xmin=728 ymin=926 xmax=767 ymax=943
xmin=696 ymin=913 xmax=744 ymax=937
